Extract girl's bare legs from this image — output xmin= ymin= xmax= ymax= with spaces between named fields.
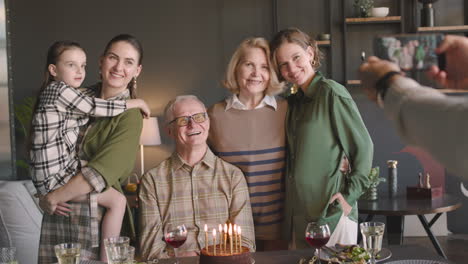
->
xmin=96 ymin=188 xmax=127 ymax=262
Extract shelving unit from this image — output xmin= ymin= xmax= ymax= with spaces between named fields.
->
xmin=317 ymin=40 xmax=331 ymax=46
xmin=345 ymin=16 xmax=402 ymax=24
xmin=417 ymin=25 xmax=468 ymax=33
xmin=342 ymin=0 xmax=405 ymax=88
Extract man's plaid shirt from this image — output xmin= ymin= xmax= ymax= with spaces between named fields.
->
xmin=30 ymin=81 xmax=127 ymax=195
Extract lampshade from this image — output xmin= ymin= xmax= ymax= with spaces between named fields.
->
xmin=140 ymin=117 xmax=161 ymax=146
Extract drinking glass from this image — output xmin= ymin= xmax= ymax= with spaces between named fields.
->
xmin=305 ymin=222 xmax=331 ymax=264
xmin=164 ymin=224 xmax=188 ymax=264
xmin=360 ymin=222 xmax=385 ymax=264
xmin=0 ymin=247 xmax=17 ymax=264
xmin=104 ymin=236 xmax=131 ymax=264
xmin=54 ymin=243 xmax=81 ymax=264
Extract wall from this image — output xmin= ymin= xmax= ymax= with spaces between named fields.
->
xmin=6 ymin=0 xmax=468 ymax=234
xmin=7 ymin=0 xmax=274 ymax=177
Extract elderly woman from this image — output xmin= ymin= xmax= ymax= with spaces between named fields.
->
xmin=37 ymin=34 xmax=144 ymax=263
xmin=270 ymin=27 xmax=373 ymax=248
xmin=207 ymin=37 xmax=287 ymax=251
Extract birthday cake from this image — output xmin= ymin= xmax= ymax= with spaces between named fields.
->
xmin=199 ymin=245 xmax=251 ymax=264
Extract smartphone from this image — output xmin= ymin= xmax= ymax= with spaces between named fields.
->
xmin=374 ymin=33 xmax=445 ymax=71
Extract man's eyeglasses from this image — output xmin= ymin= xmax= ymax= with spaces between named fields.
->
xmin=168 ymin=112 xmax=208 ymax=127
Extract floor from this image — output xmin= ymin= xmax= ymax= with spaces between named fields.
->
xmin=403 ymin=234 xmax=468 ymax=264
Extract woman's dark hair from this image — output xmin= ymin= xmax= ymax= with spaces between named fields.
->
xmin=28 ymin=41 xmax=84 ymax=152
xmin=270 ymin=27 xmax=323 ymax=81
xmin=102 ymin=34 xmax=143 ymax=99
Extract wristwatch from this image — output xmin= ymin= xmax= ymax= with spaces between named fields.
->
xmin=375 ymin=71 xmax=402 ymax=106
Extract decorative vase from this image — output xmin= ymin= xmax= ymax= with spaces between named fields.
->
xmin=365 ymin=186 xmax=378 ymax=201
xmin=418 ymin=0 xmax=439 ymax=27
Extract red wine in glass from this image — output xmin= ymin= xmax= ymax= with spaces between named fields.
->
xmin=305 ymin=222 xmax=331 ymax=264
xmin=164 ymin=224 xmax=188 ymax=264
xmin=305 ymin=236 xmax=330 ymax=248
xmin=165 ymin=237 xmax=187 ymax=248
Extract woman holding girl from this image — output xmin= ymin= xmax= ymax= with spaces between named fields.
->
xmin=37 ymin=34 xmax=145 ymax=263
xmin=270 ymin=28 xmax=373 ymax=248
xmin=208 ymin=37 xmax=288 ymax=250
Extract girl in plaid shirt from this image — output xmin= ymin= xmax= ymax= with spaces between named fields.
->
xmin=30 ymin=41 xmax=150 ymax=261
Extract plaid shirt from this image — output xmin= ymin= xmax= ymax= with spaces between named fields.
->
xmin=138 ymin=148 xmax=256 ymax=261
xmin=38 ymin=87 xmax=131 ymax=264
xmin=30 ymin=81 xmax=127 ymax=195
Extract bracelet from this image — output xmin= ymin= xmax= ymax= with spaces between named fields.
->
xmin=375 ymin=71 xmax=402 ymax=100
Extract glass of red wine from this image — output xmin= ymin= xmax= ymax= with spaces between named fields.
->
xmin=164 ymin=224 xmax=188 ymax=264
xmin=305 ymin=222 xmax=331 ymax=264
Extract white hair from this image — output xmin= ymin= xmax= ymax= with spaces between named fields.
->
xmin=163 ymin=95 xmax=206 ymax=124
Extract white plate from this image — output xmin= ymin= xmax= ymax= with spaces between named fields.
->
xmin=316 ymin=247 xmax=392 ymax=263
xmin=384 ymin=260 xmax=448 ymax=264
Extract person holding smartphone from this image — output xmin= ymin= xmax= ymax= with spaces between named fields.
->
xmin=359 ymin=34 xmax=468 ymax=179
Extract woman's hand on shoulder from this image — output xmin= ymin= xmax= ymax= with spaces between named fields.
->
xmin=329 ymin=192 xmax=352 ymax=216
xmin=127 ymin=99 xmax=151 ymax=118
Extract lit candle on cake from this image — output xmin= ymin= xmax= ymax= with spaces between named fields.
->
xmin=212 ymin=229 xmax=217 ymax=256
xmin=238 ymin=226 xmax=242 ymax=252
xmin=219 ymin=224 xmax=223 ymax=248
xmin=228 ymin=224 xmax=233 ymax=255
xmin=233 ymin=224 xmax=237 ymax=253
xmin=204 ymin=224 xmax=208 ymax=251
xmin=224 ymin=224 xmax=228 ymax=252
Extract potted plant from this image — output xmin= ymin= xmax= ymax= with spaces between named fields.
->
xmin=364 ymin=166 xmax=385 ymax=200
xmin=353 ymin=0 xmax=374 ymax=18
xmin=14 ymin=97 xmax=36 ymax=172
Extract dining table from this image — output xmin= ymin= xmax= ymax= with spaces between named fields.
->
xmin=80 ymin=244 xmax=452 ymax=264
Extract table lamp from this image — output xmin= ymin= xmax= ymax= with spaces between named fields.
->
xmin=139 ymin=117 xmax=161 ymax=176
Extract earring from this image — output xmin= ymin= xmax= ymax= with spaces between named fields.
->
xmin=133 ymin=77 xmax=137 ymax=90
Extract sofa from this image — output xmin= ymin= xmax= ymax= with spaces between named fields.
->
xmin=0 ymin=180 xmax=43 ymax=264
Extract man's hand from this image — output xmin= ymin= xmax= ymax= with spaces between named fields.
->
xmin=427 ymin=35 xmax=468 ymax=90
xmin=359 ymin=56 xmax=402 ymax=102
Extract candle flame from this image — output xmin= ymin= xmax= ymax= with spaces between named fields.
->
xmin=204 ymin=224 xmax=208 ymax=232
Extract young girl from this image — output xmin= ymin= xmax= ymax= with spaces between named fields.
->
xmin=30 ymin=40 xmax=149 ymax=261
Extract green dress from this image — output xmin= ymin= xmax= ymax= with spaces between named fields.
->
xmin=284 ymin=72 xmax=373 ymax=248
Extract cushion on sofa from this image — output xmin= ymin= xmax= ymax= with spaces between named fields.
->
xmin=0 ymin=180 xmax=43 ymax=264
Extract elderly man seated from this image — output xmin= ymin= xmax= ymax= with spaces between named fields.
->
xmin=138 ymin=95 xmax=255 ymax=260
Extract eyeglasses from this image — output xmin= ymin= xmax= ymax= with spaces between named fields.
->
xmin=168 ymin=112 xmax=208 ymax=127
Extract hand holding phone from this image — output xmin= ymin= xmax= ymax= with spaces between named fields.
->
xmin=374 ymin=33 xmax=445 ymax=71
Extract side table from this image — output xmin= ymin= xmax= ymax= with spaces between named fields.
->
xmin=358 ymin=194 xmax=461 ymax=259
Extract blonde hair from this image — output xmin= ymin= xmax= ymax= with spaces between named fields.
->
xmin=270 ymin=27 xmax=324 ymax=81
xmin=222 ymin=37 xmax=284 ymax=95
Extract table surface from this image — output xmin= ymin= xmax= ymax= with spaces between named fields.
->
xmin=358 ymin=194 xmax=462 ymax=216
xmin=80 ymin=245 xmax=452 ymax=264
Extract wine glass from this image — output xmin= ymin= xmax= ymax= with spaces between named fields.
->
xmin=305 ymin=222 xmax=331 ymax=264
xmin=164 ymin=224 xmax=188 ymax=264
xmin=360 ymin=222 xmax=385 ymax=264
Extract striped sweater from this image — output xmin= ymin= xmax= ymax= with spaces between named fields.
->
xmin=208 ymin=97 xmax=287 ymax=240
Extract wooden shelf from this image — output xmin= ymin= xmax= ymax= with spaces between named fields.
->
xmin=317 ymin=40 xmax=331 ymax=46
xmin=345 ymin=16 xmax=401 ymax=24
xmin=346 ymin=80 xmax=361 ymax=86
xmin=417 ymin=25 xmax=468 ymax=33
